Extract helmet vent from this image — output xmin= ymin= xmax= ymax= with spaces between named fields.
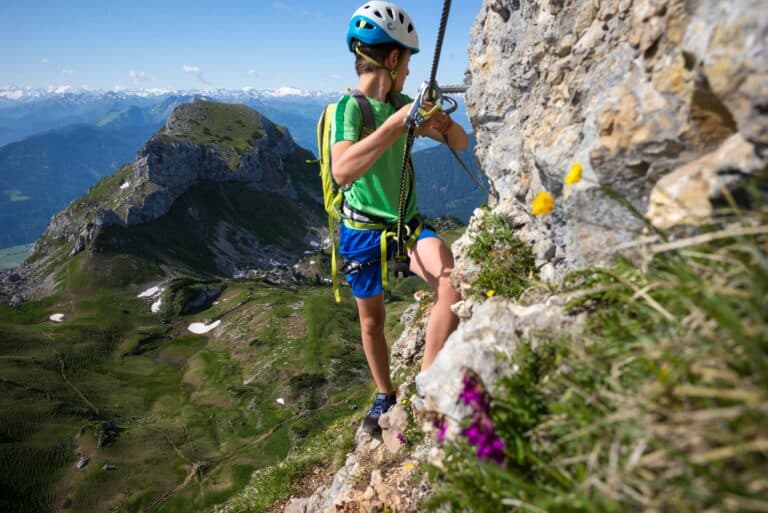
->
xmin=407 ymin=23 xmax=413 ymax=33
xmin=373 ymin=9 xmax=383 ymax=18
xmin=386 ymin=7 xmax=394 ymax=19
xmin=398 ymin=12 xmax=404 ymax=23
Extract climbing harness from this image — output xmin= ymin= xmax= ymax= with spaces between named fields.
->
xmin=316 ymin=89 xmax=420 ymax=301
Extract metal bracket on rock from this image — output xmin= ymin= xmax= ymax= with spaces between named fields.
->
xmin=405 ymin=81 xmax=459 ymax=128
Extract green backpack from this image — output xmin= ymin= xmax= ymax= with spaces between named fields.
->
xmin=315 ymin=90 xmax=406 ymax=302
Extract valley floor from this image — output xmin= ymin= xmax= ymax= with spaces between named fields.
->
xmin=0 ymin=258 xmax=407 ymax=513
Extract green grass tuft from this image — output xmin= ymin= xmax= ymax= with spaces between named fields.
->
xmin=466 ymin=212 xmax=537 ymax=299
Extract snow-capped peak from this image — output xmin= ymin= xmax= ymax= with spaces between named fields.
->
xmin=266 ymin=86 xmax=310 ymax=97
xmin=0 ymin=87 xmax=25 ymax=100
xmin=47 ymin=85 xmax=74 ymax=94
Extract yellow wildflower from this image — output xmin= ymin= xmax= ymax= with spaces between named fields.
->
xmin=565 ymin=162 xmax=583 ymax=184
xmin=401 ymin=398 xmax=408 ymax=405
xmin=532 ymin=191 xmax=555 ymax=216
xmin=406 ymin=463 xmax=415 ymax=470
xmin=486 ymin=289 xmax=495 ymax=298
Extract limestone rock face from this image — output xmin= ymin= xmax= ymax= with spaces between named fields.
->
xmin=464 ymin=0 xmax=767 ymax=281
xmin=647 ymin=133 xmax=765 ymax=228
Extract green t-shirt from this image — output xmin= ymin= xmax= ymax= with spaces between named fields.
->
xmin=331 ymin=93 xmax=417 ymax=223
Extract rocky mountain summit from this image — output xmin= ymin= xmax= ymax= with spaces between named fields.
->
xmin=115 ymin=100 xmax=311 ymax=224
xmin=1 ymin=100 xmax=323 ymax=302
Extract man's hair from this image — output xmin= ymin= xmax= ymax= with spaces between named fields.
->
xmin=353 ymin=42 xmax=403 ymax=76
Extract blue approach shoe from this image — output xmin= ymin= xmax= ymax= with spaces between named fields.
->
xmin=361 ymin=392 xmax=397 ymax=435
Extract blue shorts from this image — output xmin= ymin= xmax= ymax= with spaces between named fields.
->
xmin=339 ymin=218 xmax=438 ymax=299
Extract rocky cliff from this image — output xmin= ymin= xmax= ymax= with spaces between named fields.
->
xmin=461 ymin=0 xmax=766 ymax=281
xmin=1 ymin=100 xmax=324 ymax=301
xmin=274 ymin=1 xmax=767 ymax=511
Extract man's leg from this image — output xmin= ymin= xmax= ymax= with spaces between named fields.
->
xmin=356 ymin=292 xmax=394 ymax=394
xmin=408 ymin=237 xmax=461 ymax=371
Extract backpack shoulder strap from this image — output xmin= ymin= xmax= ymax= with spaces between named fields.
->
xmin=316 ymin=101 xmax=344 ymax=304
xmin=386 ymin=92 xmax=406 ymax=110
xmin=349 ymin=89 xmax=376 ymax=139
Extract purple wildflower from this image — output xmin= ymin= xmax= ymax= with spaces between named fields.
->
xmin=396 ymin=432 xmax=407 ymax=444
xmin=459 ymin=372 xmax=490 ymax=414
xmin=457 ymin=369 xmax=506 ymax=465
xmin=458 ymin=387 xmax=484 ymax=408
xmin=461 ymin=424 xmax=482 ymax=444
xmin=464 ymin=419 xmax=506 ymax=464
xmin=436 ymin=421 xmax=447 ymax=442
xmin=476 ymin=434 xmax=506 ymax=463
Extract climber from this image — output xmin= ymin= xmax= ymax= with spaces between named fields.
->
xmin=332 ymin=1 xmax=468 ymax=435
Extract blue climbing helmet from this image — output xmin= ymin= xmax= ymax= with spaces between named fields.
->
xmin=346 ymin=1 xmax=420 ymax=55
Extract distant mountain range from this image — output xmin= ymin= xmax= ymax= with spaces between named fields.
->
xmin=0 ymin=87 xmax=471 ymax=151
xmin=0 ymin=87 xmax=339 ymax=151
xmin=0 ymin=98 xmax=373 ymax=513
xmin=0 ymin=88 xmax=478 ymax=248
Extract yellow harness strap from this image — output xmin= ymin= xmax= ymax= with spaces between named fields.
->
xmin=329 ymin=192 xmax=343 ymax=303
xmin=342 ymin=217 xmax=423 ymax=291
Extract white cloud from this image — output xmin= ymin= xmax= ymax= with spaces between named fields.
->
xmin=182 ymin=64 xmax=210 ymax=84
xmin=4 ymin=189 xmax=31 ymax=202
xmin=329 ymin=73 xmax=342 ymax=80
xmin=248 ymin=69 xmax=259 ymax=76
xmin=60 ymin=68 xmax=74 ymax=75
xmin=129 ymin=70 xmax=154 ymax=84
xmin=40 ymin=58 xmax=50 ymax=64
xmin=300 ymin=6 xmax=328 ymax=21
xmin=273 ymin=1 xmax=289 ymax=9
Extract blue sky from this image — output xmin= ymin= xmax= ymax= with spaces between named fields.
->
xmin=0 ymin=1 xmax=480 ymax=95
